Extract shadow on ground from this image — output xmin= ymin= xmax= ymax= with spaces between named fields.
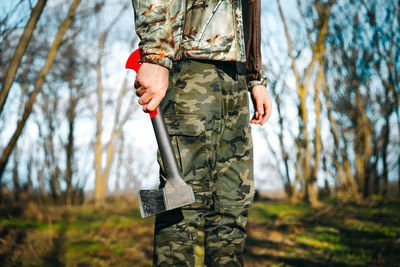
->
xmin=243 ymin=199 xmax=400 ymax=267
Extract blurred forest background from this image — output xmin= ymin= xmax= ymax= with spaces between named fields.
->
xmin=0 ymin=0 xmax=399 ymax=266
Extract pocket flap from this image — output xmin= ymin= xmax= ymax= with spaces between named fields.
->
xmin=164 ymin=114 xmax=205 ymax=137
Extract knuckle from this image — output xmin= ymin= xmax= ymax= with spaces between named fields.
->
xmin=141 ymin=81 xmax=150 ymax=88
xmin=147 ymin=102 xmax=156 ymax=111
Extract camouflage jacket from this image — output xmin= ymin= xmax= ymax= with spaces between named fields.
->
xmin=132 ymin=0 xmax=266 ymax=88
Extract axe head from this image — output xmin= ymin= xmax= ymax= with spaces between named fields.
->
xmin=138 ymin=183 xmax=195 ymax=218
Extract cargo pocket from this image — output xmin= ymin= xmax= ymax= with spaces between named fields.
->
xmin=157 ymin=113 xmax=211 ymax=209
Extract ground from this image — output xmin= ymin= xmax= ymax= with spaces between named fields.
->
xmin=0 ymin=197 xmax=399 ymax=266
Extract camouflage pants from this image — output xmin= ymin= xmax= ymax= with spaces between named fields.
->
xmin=154 ymin=60 xmax=254 ymax=267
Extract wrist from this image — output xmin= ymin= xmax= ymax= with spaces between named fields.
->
xmin=247 ymin=70 xmax=267 ymax=90
xmin=140 ymin=50 xmax=173 ymax=70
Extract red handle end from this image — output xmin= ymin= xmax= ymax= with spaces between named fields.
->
xmin=125 ymin=49 xmax=141 ymax=73
xmin=126 ymin=49 xmax=159 ymax=119
xmin=150 ymin=109 xmax=158 ymax=119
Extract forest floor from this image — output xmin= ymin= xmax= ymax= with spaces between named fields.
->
xmin=0 ymin=196 xmax=399 ymax=266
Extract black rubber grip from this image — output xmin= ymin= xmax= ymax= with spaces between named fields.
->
xmin=151 ymin=108 xmax=182 ymax=181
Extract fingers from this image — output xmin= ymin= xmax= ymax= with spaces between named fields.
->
xmin=251 ymin=96 xmax=266 ymax=124
xmin=132 ymin=62 xmax=169 ymax=113
xmin=135 ymin=88 xmax=163 ymax=113
xmin=251 ymin=112 xmax=265 ymax=125
xmin=138 ymin=93 xmax=150 ymax=106
xmin=263 ymin=98 xmax=272 ymax=123
xmin=135 ymin=75 xmax=153 ymax=110
xmin=259 ymin=105 xmax=269 ymax=125
xmin=251 ymin=104 xmax=264 ymax=124
xmin=250 ymin=114 xmax=260 ymax=124
xmin=135 ymin=86 xmax=145 ymax=97
xmin=250 ymin=85 xmax=273 ymax=126
xmin=137 ymin=87 xmax=165 ymax=113
xmin=142 ymin=97 xmax=161 ymax=113
xmin=134 ymin=80 xmax=139 ymax=89
xmin=251 ymin=98 xmax=272 ymax=125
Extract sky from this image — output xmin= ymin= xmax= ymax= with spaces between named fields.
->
xmin=0 ymin=0 xmax=317 ymax=194
xmin=2 ymin=0 xmax=397 ymax=195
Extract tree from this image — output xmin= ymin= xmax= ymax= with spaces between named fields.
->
xmin=324 ymin=0 xmax=399 ymax=198
xmin=0 ymin=0 xmax=47 ymax=114
xmin=276 ymin=0 xmax=336 ymax=206
xmin=93 ymin=3 xmax=137 ymax=203
xmin=0 ymin=0 xmax=82 ymax=187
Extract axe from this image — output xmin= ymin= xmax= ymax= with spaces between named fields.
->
xmin=125 ymin=49 xmax=195 ymax=218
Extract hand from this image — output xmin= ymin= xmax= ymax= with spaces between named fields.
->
xmin=250 ymin=85 xmax=272 ymax=125
xmin=134 ymin=62 xmax=169 ymax=113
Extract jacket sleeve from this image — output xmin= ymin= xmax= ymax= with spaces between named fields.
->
xmin=132 ymin=0 xmax=175 ymax=69
xmin=246 ymin=0 xmax=267 ymax=89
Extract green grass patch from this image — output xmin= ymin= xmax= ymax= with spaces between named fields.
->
xmin=0 ymin=218 xmax=66 ymax=233
xmin=249 ymin=201 xmax=314 ymax=223
xmin=1 ymin=199 xmax=399 ymax=266
xmin=245 ymin=199 xmax=400 ymax=266
xmin=67 ymin=240 xmax=102 ymax=254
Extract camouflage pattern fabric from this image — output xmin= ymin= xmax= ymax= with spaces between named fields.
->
xmin=132 ymin=0 xmax=246 ymax=69
xmin=154 ymin=60 xmax=254 ymax=266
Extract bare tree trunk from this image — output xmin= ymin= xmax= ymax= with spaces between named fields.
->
xmin=101 ymin=76 xmax=134 ymax=195
xmin=346 ymin=13 xmax=372 ymax=199
xmin=0 ymin=0 xmax=47 ymax=114
xmin=24 ymin=158 xmax=33 ymax=194
xmin=320 ymin=63 xmax=355 ymax=196
xmin=307 ymin=1 xmax=334 ymax=207
xmin=50 ymin=169 xmax=61 ymax=203
xmin=65 ymin=91 xmax=77 ymax=206
xmin=277 ymin=0 xmax=334 ymax=206
xmin=382 ymin=7 xmax=399 ymax=198
xmin=392 ymin=16 xmax=400 ymax=199
xmin=12 ymin=149 xmax=21 ymax=202
xmin=93 ymin=4 xmax=129 ymax=203
xmin=273 ymin=86 xmax=296 ymax=203
xmin=37 ymin=109 xmax=61 ymax=203
xmin=0 ymin=0 xmax=82 ymax=182
xmin=355 ymin=95 xmax=371 ymax=199
xmin=114 ymin=134 xmax=125 ymax=197
xmin=307 ymin=63 xmax=323 ymax=207
xmin=26 ymin=157 xmax=33 ymax=193
xmin=381 ymin=103 xmax=391 ymax=198
xmin=37 ymin=168 xmax=46 ymax=198
xmin=277 ymin=0 xmax=312 ymax=204
xmin=94 ymin=31 xmax=105 ymax=202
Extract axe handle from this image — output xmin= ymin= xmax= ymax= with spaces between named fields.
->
xmin=125 ymin=49 xmax=184 ymax=182
xmin=150 ymin=107 xmax=183 ymax=182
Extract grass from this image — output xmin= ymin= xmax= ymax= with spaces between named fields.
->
xmin=0 ymin=197 xmax=399 ymax=266
xmin=244 ymin=198 xmax=400 ymax=266
xmin=0 ymin=199 xmax=154 ymax=266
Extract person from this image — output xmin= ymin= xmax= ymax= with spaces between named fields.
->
xmin=132 ymin=0 xmax=272 ymax=266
